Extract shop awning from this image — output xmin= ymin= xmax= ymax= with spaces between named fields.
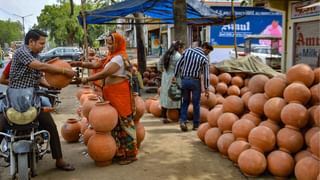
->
xmin=78 ymin=0 xmax=233 ymax=26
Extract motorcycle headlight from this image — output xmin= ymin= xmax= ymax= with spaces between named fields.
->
xmin=6 ymin=107 xmax=37 ymax=125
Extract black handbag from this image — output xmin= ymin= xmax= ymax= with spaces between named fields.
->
xmin=168 ymin=83 xmax=182 ymax=101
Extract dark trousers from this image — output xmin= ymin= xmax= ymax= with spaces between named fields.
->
xmin=0 ymin=112 xmax=62 ymax=159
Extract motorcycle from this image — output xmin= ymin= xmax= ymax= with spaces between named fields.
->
xmin=0 ymin=88 xmax=56 ymax=180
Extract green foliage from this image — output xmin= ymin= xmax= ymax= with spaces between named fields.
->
xmin=0 ymin=20 xmax=23 ymax=48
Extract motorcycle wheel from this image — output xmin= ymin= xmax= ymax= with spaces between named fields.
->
xmin=17 ymin=153 xmax=30 ymax=180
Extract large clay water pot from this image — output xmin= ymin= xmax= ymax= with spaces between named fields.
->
xmin=264 ymin=77 xmax=287 ymax=98
xmin=305 ymin=127 xmax=320 ymax=147
xmin=217 ymin=133 xmax=235 ymax=158
xmin=217 ymin=112 xmax=239 ymax=133
xmin=44 ymin=58 xmax=73 ymax=88
xmin=277 ymin=127 xmax=304 ymax=154
xmin=207 ymin=106 xmax=223 ymax=127
xmin=294 ymin=150 xmax=312 ymax=163
xmin=204 ymin=127 xmax=221 ymax=151
xmin=197 ymin=122 xmax=210 ymax=142
xmin=310 ymin=83 xmax=320 ymax=105
xmin=263 ymin=97 xmax=287 ymax=123
xmin=267 ymin=150 xmax=295 ymax=179
xmin=82 ymin=96 xmax=99 ymax=119
xmin=248 ymin=74 xmax=269 ymax=94
xmin=76 ymin=85 xmax=94 ymax=100
xmin=83 ymin=126 xmax=96 ymax=145
xmin=135 ymin=122 xmax=145 ymax=148
xmin=200 ymin=92 xmax=217 ymax=109
xmin=281 ymin=103 xmax=309 ymax=130
xmin=241 ymin=112 xmax=262 ymax=126
xmin=232 ymin=118 xmax=256 ymax=141
xmin=240 ymin=87 xmax=250 ymax=96
xmin=216 ymin=82 xmax=228 ymax=95
xmin=80 ymin=93 xmax=97 ymax=105
xmin=238 ymin=149 xmax=267 ymax=177
xmin=227 ymin=85 xmax=241 ymax=96
xmin=133 ymin=94 xmax=146 ymax=122
xmin=227 ymin=140 xmax=250 ymax=164
xmin=314 ymin=67 xmax=320 ymax=84
xmin=200 ymin=107 xmax=209 ymax=123
xmin=89 ymin=102 xmax=118 ymax=133
xmin=313 ymin=105 xmax=320 ymax=127
xmin=309 ymin=131 xmax=320 ymax=159
xmin=209 ymin=64 xmax=219 ymax=75
xmin=187 ymin=104 xmax=194 ymax=120
xmin=222 ymin=95 xmax=244 ymax=116
xmin=231 ymin=76 xmax=244 ymax=88
xmin=295 ymin=156 xmax=320 ymax=180
xmin=283 ymin=82 xmax=311 ymax=105
xmin=149 ymin=100 xmax=162 ymax=117
xmin=287 ymin=63 xmax=315 ymax=87
xmin=248 ymin=126 xmax=275 ymax=153
xmin=80 ymin=117 xmax=89 ymax=135
xmin=259 ymin=119 xmax=280 ymax=135
xmin=87 ymin=133 xmax=117 ymax=166
xmin=144 ymin=98 xmax=155 ymax=113
xmin=61 ymin=118 xmax=81 ymax=143
xmin=248 ymin=93 xmax=268 ymax=116
xmin=218 ymin=73 xmax=232 ymax=84
xmin=210 ymin=74 xmax=219 ymax=86
xmin=241 ymin=91 xmax=252 ymax=108
xmin=166 ymin=109 xmax=179 ymax=122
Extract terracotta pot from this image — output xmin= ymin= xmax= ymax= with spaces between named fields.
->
xmin=240 ymin=87 xmax=250 ymax=96
xmin=216 ymin=94 xmax=225 ymax=104
xmin=231 ymin=76 xmax=244 ymax=88
xmin=248 ymin=93 xmax=268 ymax=116
xmin=89 ymin=102 xmax=118 ymax=133
xmin=149 ymin=100 xmax=162 ymax=117
xmin=135 ymin=122 xmax=145 ymax=148
xmin=166 ymin=109 xmax=179 ymax=122
xmin=133 ymin=95 xmax=146 ymax=122
xmin=309 ymin=131 xmax=320 ymax=159
xmin=187 ymin=104 xmax=194 ymax=120
xmin=80 ymin=117 xmax=89 ymax=135
xmin=277 ymin=127 xmax=304 ymax=154
xmin=232 ymin=118 xmax=256 ymax=141
xmin=227 ymin=140 xmax=250 ymax=164
xmin=305 ymin=127 xmax=320 ymax=147
xmin=207 ymin=106 xmax=223 ymax=127
xmin=295 ymin=156 xmax=320 ymax=180
xmin=61 ymin=118 xmax=81 ymax=143
xmin=284 ymin=82 xmax=311 ymax=105
xmin=314 ymin=67 xmax=320 ymax=84
xmin=197 ymin=122 xmax=211 ymax=142
xmin=294 ymin=150 xmax=312 ymax=163
xmin=241 ymin=112 xmax=262 ymax=126
xmin=144 ymin=98 xmax=155 ymax=113
xmin=200 ymin=92 xmax=217 ymax=109
xmin=204 ymin=127 xmax=221 ymax=151
xmin=227 ymin=85 xmax=241 ymax=96
xmin=259 ymin=119 xmax=280 ymax=135
xmin=80 ymin=93 xmax=97 ymax=105
xmin=44 ymin=58 xmax=73 ymax=88
xmin=281 ymin=103 xmax=309 ymax=130
xmin=217 ymin=112 xmax=239 ymax=133
xmin=241 ymin=91 xmax=253 ymax=108
xmin=82 ymin=95 xmax=99 ymax=119
xmin=263 ymin=97 xmax=287 ymax=122
xmin=222 ymin=95 xmax=244 ymax=116
xmin=287 ymin=63 xmax=315 ymax=87
xmin=267 ymin=150 xmax=295 ymax=178
xmin=200 ymin=107 xmax=209 ymax=123
xmin=218 ymin=73 xmax=232 ymax=85
xmin=217 ymin=133 xmax=235 ymax=158
xmin=216 ymin=82 xmax=228 ymax=95
xmin=210 ymin=74 xmax=219 ymax=86
xmin=248 ymin=126 xmax=276 ymax=153
xmin=76 ymin=85 xmax=94 ymax=100
xmin=248 ymin=74 xmax=269 ymax=94
xmin=209 ymin=64 xmax=219 ymax=75
xmin=208 ymin=85 xmax=215 ymax=94
xmin=310 ymin=83 xmax=320 ymax=105
xmin=83 ymin=126 xmax=96 ymax=145
xmin=313 ymin=105 xmax=320 ymax=127
xmin=264 ymin=77 xmax=287 ymax=98
xmin=87 ymin=133 xmax=117 ymax=166
xmin=238 ymin=149 xmax=267 ymax=177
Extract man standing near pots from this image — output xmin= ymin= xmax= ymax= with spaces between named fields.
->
xmin=173 ymin=42 xmax=213 ymax=132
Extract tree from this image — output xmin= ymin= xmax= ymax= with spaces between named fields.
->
xmin=173 ymin=0 xmax=187 ymax=44
xmin=0 ymin=20 xmax=23 ymax=48
xmin=134 ymin=12 xmax=147 ymax=73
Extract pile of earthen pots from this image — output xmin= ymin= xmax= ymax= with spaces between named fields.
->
xmin=143 ymin=67 xmax=161 ymax=87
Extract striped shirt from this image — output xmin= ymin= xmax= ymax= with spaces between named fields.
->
xmin=174 ymin=47 xmax=210 ymax=89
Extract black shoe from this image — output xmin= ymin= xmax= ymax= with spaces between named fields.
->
xmin=180 ymin=123 xmax=188 ymax=132
xmin=161 ymin=118 xmax=171 ymax=124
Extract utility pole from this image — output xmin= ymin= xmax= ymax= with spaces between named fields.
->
xmin=13 ymin=13 xmax=33 ymax=37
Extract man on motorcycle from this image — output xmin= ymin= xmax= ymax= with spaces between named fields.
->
xmin=0 ymin=29 xmax=75 ymax=171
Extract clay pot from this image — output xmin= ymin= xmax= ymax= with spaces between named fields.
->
xmin=187 ymin=104 xmax=194 ymax=120
xmin=197 ymin=122 xmax=211 ymax=142
xmin=295 ymin=156 xmax=320 ymax=180
xmin=80 ymin=93 xmax=97 ymax=105
xmin=200 ymin=107 xmax=209 ymax=123
xmin=231 ymin=76 xmax=244 ymax=88
xmin=284 ymin=82 xmax=311 ymax=105
xmin=248 ymin=126 xmax=275 ymax=153
xmin=232 ymin=118 xmax=256 ymax=141
xmin=227 ymin=85 xmax=241 ymax=96
xmin=216 ymin=94 xmax=225 ymax=104
xmin=218 ymin=73 xmax=232 ymax=85
xmin=313 ymin=105 xmax=320 ymax=127
xmin=200 ymin=92 xmax=217 ymax=109
xmin=162 ymin=109 xmax=177 ymax=122
xmin=209 ymin=64 xmax=219 ymax=75
xmin=144 ymin=98 xmax=155 ymax=113
xmin=248 ymin=74 xmax=269 ymax=94
xmin=241 ymin=112 xmax=262 ymax=126
xmin=217 ymin=133 xmax=235 ymax=158
xmin=314 ymin=67 xmax=320 ymax=84
xmin=263 ymin=97 xmax=287 ymax=122
xmin=133 ymin=95 xmax=146 ymax=122
xmin=310 ymin=83 xmax=320 ymax=105
xmin=264 ymin=77 xmax=287 ymax=98
xmin=259 ymin=119 xmax=280 ymax=135
xmin=87 ymin=133 xmax=117 ymax=166
xmin=44 ymin=58 xmax=73 ymax=88
xmin=80 ymin=117 xmax=89 ymax=135
xmin=89 ymin=102 xmax=118 ymax=133
xmin=143 ymin=71 xmax=150 ymax=78
xmin=241 ymin=91 xmax=252 ymax=108
xmin=149 ymin=100 xmax=162 ymax=117
xmin=204 ymin=127 xmax=222 ymax=151
xmin=294 ymin=150 xmax=312 ymax=163
xmin=207 ymin=106 xmax=223 ymax=127
xmin=305 ymin=127 xmax=320 ymax=147
xmin=227 ymin=140 xmax=250 ymax=164
xmin=217 ymin=112 xmax=239 ymax=133
xmin=238 ymin=149 xmax=267 ymax=177
xmin=287 ymin=63 xmax=315 ymax=87
xmin=281 ymin=103 xmax=309 ymax=130
xmin=82 ymin=95 xmax=99 ymax=119
xmin=210 ymin=74 xmax=219 ymax=86
xmin=240 ymin=87 xmax=250 ymax=96
xmin=61 ymin=118 xmax=81 ymax=143
xmin=76 ymin=85 xmax=94 ymax=100
xmin=309 ymin=132 xmax=320 ymax=159
xmin=83 ymin=126 xmax=96 ymax=145
xmin=135 ymin=122 xmax=145 ymax=149
xmin=267 ymin=150 xmax=295 ymax=178
xmin=208 ymin=85 xmax=215 ymax=94
xmin=248 ymin=93 xmax=268 ymax=116
xmin=216 ymin=82 xmax=228 ymax=95
xmin=222 ymin=95 xmax=244 ymax=116
xmin=277 ymin=127 xmax=304 ymax=154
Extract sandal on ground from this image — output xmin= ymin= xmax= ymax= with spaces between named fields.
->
xmin=56 ymin=163 xmax=75 ymax=171
xmin=117 ymin=157 xmax=137 ymax=165
xmin=161 ymin=118 xmax=171 ymax=124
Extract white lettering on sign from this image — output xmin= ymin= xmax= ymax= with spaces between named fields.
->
xmin=221 ymin=22 xmax=250 ymax=32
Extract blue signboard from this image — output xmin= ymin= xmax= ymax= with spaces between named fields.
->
xmin=210 ymin=7 xmax=282 ymax=46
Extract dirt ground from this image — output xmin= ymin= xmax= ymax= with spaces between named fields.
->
xmin=0 ymin=85 xmax=277 ymax=180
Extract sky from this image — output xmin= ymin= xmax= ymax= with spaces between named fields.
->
xmin=0 ymin=0 xmax=81 ymax=32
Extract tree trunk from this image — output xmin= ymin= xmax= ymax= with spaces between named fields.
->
xmin=133 ymin=12 xmax=146 ymax=73
xmin=173 ymin=0 xmax=187 ymax=45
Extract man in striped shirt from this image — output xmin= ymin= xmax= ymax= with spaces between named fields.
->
xmin=173 ymin=42 xmax=213 ymax=132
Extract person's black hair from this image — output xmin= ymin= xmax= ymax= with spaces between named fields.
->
xmin=201 ymin=42 xmax=213 ymax=51
xmin=163 ymin=40 xmax=185 ymax=71
xmin=24 ymin=29 xmax=48 ymax=45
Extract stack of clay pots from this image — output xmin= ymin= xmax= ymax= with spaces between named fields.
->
xmin=143 ymin=67 xmax=161 ymax=87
